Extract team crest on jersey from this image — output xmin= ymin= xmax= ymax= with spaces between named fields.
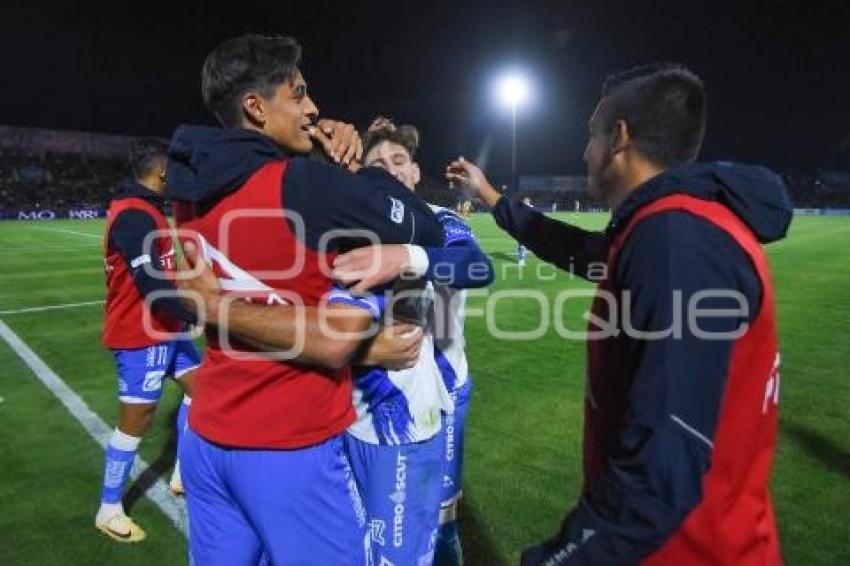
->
xmin=370 ymin=519 xmax=387 ymax=546
xmin=389 ymin=197 xmax=405 ymax=224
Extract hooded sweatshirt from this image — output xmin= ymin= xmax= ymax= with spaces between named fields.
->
xmin=164 ymin=125 xmax=445 ymax=449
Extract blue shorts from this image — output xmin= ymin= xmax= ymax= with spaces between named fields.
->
xmin=182 ymin=428 xmax=369 ymax=566
xmin=344 ymin=432 xmax=444 ymax=566
xmin=441 ymin=377 xmax=472 ymax=505
xmin=111 ymin=340 xmax=201 ymax=404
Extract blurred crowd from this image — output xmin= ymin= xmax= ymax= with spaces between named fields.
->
xmin=0 ymin=148 xmax=125 ymax=210
xmin=1 ymin=146 xmax=849 ymax=213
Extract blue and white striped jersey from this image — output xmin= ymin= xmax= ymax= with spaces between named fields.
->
xmin=430 ymin=205 xmax=473 ymax=403
xmin=347 ymin=283 xmax=453 ymax=445
xmin=345 ymin=205 xmax=479 ymax=444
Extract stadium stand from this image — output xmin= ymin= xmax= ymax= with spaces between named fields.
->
xmin=1 ymin=125 xmax=848 ymax=218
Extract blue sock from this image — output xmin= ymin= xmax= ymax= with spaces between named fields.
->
xmin=100 ymin=428 xmax=140 ymax=504
xmin=176 ymin=395 xmax=190 ymax=452
xmin=435 ymin=520 xmax=463 ymax=566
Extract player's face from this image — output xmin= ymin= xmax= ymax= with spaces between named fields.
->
xmin=583 ymin=100 xmax=618 ymax=199
xmin=364 ymin=141 xmax=420 ymax=191
xmin=257 ymin=71 xmax=318 ymax=154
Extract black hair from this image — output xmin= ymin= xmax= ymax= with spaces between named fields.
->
xmin=201 ymin=34 xmax=302 ymax=127
xmin=363 ymin=124 xmax=420 ymax=160
xmin=598 ymin=63 xmax=706 ymax=167
xmin=129 ymin=138 xmax=169 ymax=179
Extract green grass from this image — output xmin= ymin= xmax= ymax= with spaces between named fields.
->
xmin=0 ymin=215 xmax=848 ymax=564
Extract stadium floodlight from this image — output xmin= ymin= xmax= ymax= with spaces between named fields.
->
xmin=493 ymin=70 xmax=533 ymax=194
xmin=496 ymin=72 xmax=531 ymax=110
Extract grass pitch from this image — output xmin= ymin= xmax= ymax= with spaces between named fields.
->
xmin=0 ymin=213 xmax=847 ymax=565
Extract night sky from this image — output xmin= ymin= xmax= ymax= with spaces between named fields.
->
xmin=1 ymin=0 xmax=848 ymax=185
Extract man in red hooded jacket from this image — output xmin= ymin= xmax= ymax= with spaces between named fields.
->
xmin=449 ymin=63 xmax=791 ymax=565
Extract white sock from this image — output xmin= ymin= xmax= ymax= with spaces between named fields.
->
xmin=110 ymin=428 xmax=142 ymax=451
xmin=97 ymin=501 xmax=125 ymax=523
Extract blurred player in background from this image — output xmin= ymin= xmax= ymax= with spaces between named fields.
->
xmin=97 ymin=138 xmax=200 ymax=542
xmin=518 ymin=196 xmax=533 ymax=266
xmin=333 ymin=118 xmax=493 ymax=565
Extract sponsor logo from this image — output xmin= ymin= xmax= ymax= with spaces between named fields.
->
xmin=17 ymin=210 xmax=56 ymax=220
xmin=762 ymin=352 xmax=781 ymax=414
xmin=142 ymin=370 xmax=165 ymax=392
xmin=341 ymin=451 xmax=366 ymax=528
xmin=389 ymin=451 xmax=407 ymax=547
xmin=542 ymin=529 xmax=595 ymax=566
xmin=104 ymin=525 xmax=133 ymax=540
xmin=445 ymin=415 xmax=455 ymax=462
xmin=69 ymin=209 xmax=99 ymax=220
xmin=130 ymin=254 xmax=152 ymax=269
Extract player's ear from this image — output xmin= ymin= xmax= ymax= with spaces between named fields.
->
xmin=241 ymin=91 xmax=265 ymax=127
xmin=412 ymin=162 xmax=421 ymax=187
xmin=609 ymin=119 xmax=630 ymax=155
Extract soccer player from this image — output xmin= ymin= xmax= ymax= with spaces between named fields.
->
xmin=97 ymin=138 xmax=200 ymax=542
xmin=165 ymin=34 xmax=445 ymax=565
xmin=518 ymin=196 xmax=532 ymax=266
xmin=448 ymin=64 xmax=791 ymax=565
xmin=332 ymin=119 xmax=493 ymax=565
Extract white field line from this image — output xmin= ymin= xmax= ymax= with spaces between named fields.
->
xmin=0 ymin=320 xmax=188 ymax=537
xmin=0 ymin=300 xmax=105 ymax=315
xmin=27 ymin=225 xmax=101 ymax=239
xmin=0 ymin=242 xmax=101 ymax=250
xmin=0 ymin=267 xmax=102 ymax=279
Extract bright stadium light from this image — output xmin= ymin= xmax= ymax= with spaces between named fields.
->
xmin=496 ymin=72 xmax=531 ymax=110
xmin=493 ymin=70 xmax=533 ymax=194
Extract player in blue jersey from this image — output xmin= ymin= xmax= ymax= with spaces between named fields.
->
xmin=333 ymin=118 xmax=493 ymax=565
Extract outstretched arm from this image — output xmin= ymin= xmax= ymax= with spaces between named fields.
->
xmin=331 ymin=213 xmax=494 ymax=293
xmin=445 ymin=157 xmax=608 ymax=280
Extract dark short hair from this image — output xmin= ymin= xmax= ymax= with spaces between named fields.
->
xmin=201 ymin=34 xmax=302 ymax=127
xmin=598 ymin=63 xmax=706 ymax=167
xmin=363 ymin=124 xmax=420 ymax=160
xmin=129 ymin=138 xmax=169 ymax=179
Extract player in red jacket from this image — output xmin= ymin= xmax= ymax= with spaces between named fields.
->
xmin=165 ymin=34 xmax=445 ymax=565
xmin=97 ymin=139 xmax=200 ymax=542
xmin=449 ymin=64 xmax=791 ymax=565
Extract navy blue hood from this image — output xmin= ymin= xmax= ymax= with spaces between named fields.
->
xmin=165 ymin=125 xmax=286 ymax=203
xmin=112 ymin=179 xmax=165 ymax=207
xmin=609 ymin=161 xmax=793 ymax=244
